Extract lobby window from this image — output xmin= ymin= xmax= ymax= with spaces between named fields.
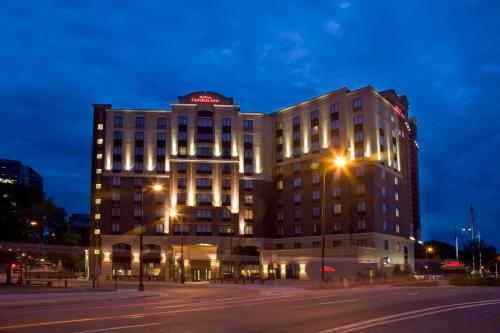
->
xmin=293 ymin=209 xmax=301 ymax=220
xmin=333 ymin=203 xmax=342 ymax=215
xmin=357 ymin=220 xmax=366 ymax=231
xmin=293 ymin=193 xmax=301 ymax=204
xmin=312 ymin=173 xmax=320 ymax=184
xmin=293 ymin=162 xmax=301 ymax=173
xmin=356 ymin=202 xmax=366 ymax=213
xmin=293 ymin=177 xmax=301 ymax=188
xmin=157 ymin=117 xmax=167 ymax=129
xmin=312 ymin=190 xmax=320 ymax=201
xmin=244 ymin=209 xmax=254 ymax=221
xmin=312 ymin=206 xmax=320 ymax=218
xmin=353 ymin=97 xmax=362 ymax=111
xmin=114 ymin=116 xmax=123 ymax=128
xmin=244 ymin=225 xmax=254 ymax=236
xmin=333 ymin=222 xmax=342 ymax=233
xmin=276 ymin=211 xmax=284 ymax=222
xmin=243 ymin=119 xmax=253 ymax=131
xmin=196 ymin=209 xmax=212 ymax=220
xmin=135 ymin=116 xmax=145 ymax=128
xmin=357 ymin=184 xmax=365 ymax=195
xmin=244 ymin=194 xmax=253 ymax=205
xmin=384 ymin=240 xmax=389 ymax=251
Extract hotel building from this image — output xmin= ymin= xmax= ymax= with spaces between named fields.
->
xmin=90 ymin=87 xmax=420 ymax=281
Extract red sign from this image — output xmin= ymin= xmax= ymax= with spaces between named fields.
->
xmin=394 ymin=104 xmax=406 ymax=119
xmin=321 ymin=266 xmax=336 ymax=272
xmin=190 ymin=95 xmax=220 ymax=104
xmin=443 ymin=261 xmax=465 ymax=269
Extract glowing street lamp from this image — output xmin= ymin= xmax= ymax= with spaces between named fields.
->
xmin=138 ymin=184 xmax=163 ymax=292
xmin=30 ymin=221 xmax=38 ymax=226
xmin=321 ymin=155 xmax=348 ymax=282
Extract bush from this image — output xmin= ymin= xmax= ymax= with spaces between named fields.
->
xmin=450 ymin=276 xmax=500 ymax=287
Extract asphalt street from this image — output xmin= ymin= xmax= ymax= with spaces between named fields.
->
xmin=0 ymin=283 xmax=499 ymax=333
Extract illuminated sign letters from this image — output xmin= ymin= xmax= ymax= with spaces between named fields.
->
xmin=190 ymin=95 xmax=220 ymax=104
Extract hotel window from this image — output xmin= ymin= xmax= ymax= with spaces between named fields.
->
xmin=222 ymin=209 xmax=231 ymax=220
xmin=177 ymin=192 xmax=186 ymax=204
xmin=276 ymin=166 xmax=283 ymax=176
xmin=156 ymin=224 xmax=164 ymax=234
xmin=293 ymin=162 xmax=301 ymax=173
xmin=353 ymin=97 xmax=362 ymax=110
xmin=394 ymin=191 xmax=399 ymax=201
xmin=134 ymin=177 xmax=143 ymax=187
xmin=132 ymin=224 xmax=141 ymax=232
xmin=196 ymin=147 xmax=213 ymax=158
xmin=244 ymin=149 xmax=253 ymax=158
xmin=382 ymin=203 xmax=387 ymax=214
xmin=134 ymin=147 xmax=144 ymax=156
xmin=196 ymin=209 xmax=212 ymax=220
xmin=354 ymin=167 xmax=364 ymax=177
xmin=244 ymin=194 xmax=253 ymax=205
xmin=276 ymin=136 xmax=283 ymax=145
xmin=112 ymin=176 xmax=121 ymax=186
xmin=222 ymin=194 xmax=231 ymax=205
xmin=381 ymin=169 xmax=386 ymax=179
xmin=378 ymin=101 xmax=384 ymax=113
xmin=383 ymin=221 xmax=388 ymax=232
xmin=276 ymin=180 xmax=283 ymax=191
xmin=276 ymin=196 xmax=283 ymax=207
xmin=173 ymin=223 xmax=189 ymax=234
xmin=244 ymin=164 xmax=253 ymax=174
xmin=178 ymin=132 xmax=187 ymax=140
xmin=222 ymin=178 xmax=231 ymax=190
xmin=135 ymin=116 xmax=145 ymax=128
xmin=133 ymin=208 xmax=142 ymax=217
xmin=276 ymin=151 xmax=283 ymax=161
xmin=395 ymin=208 xmax=400 ymax=217
xmin=96 ymin=168 xmax=102 ymax=174
xmin=293 ymin=115 xmax=300 ymax=125
xmin=357 ymin=184 xmax=365 ymax=195
xmin=378 ymin=119 xmax=385 ymax=130
xmin=292 ymin=131 xmax=300 ymax=141
xmin=112 ymin=146 xmax=122 ymax=155
xmin=276 ymin=121 xmax=283 ymax=130
xmin=332 ymin=186 xmax=341 ymax=197
xmin=311 ymin=142 xmax=320 ymax=152
xmin=244 ymin=209 xmax=254 ymax=221
xmin=177 ymin=162 xmax=187 ymax=173
xmin=311 ymin=125 xmax=319 ymax=135
xmin=196 ymin=177 xmax=212 ymax=189
xmin=394 ymin=177 xmax=399 ymax=185
xmin=311 ymin=110 xmax=319 ymax=120
xmin=196 ymin=193 xmax=212 ymax=205
xmin=243 ymin=119 xmax=253 ymax=131
xmin=222 ymin=163 xmax=231 ymax=174
xmin=276 ymin=226 xmax=284 ymax=236
xmin=112 ymin=192 xmax=120 ymax=202
xmin=222 ymin=117 xmax=231 ymax=127
xmin=178 ymin=116 xmax=187 ymax=126
xmin=357 ymin=220 xmax=366 ymax=231
xmin=353 ymin=115 xmax=363 ymax=125
xmin=244 ymin=225 xmax=254 ymax=236
xmin=222 ymin=132 xmax=231 ymax=142
xmin=157 ymin=132 xmax=166 ymax=141
xmin=113 ymin=131 xmax=123 ymax=141
xmin=312 ymin=190 xmax=320 ymax=201
xmin=111 ymin=207 xmax=120 ymax=217
xmin=313 ymin=223 xmax=320 ymax=234
xmin=332 ymin=170 xmax=340 ymax=181
xmin=133 ymin=192 xmax=142 ymax=202
xmin=97 ymin=123 xmax=104 ymax=130
xmin=312 ymin=206 xmax=320 ymax=218
xmin=332 ymin=136 xmax=340 ymax=146
xmin=135 ymin=132 xmax=144 ymax=141
xmin=354 ymin=132 xmax=364 ymax=143
xmin=391 ymin=114 xmax=396 ymax=122
xmin=293 ymin=146 xmax=301 ymax=157
xmin=294 ymin=209 xmax=302 ymax=220
xmin=157 ymin=117 xmax=166 ymax=129
xmin=134 ymin=161 xmax=143 ymax=172
xmin=112 ymin=161 xmax=121 ymax=171
xmin=384 ymin=240 xmax=389 ymax=251
xmin=294 ymin=225 xmax=302 ymax=236
xmin=395 ymin=223 xmax=401 ymax=234
xmin=293 ymin=177 xmax=301 ymax=188
xmin=196 ymin=163 xmax=212 ymax=173
xmin=333 ymin=222 xmax=342 ymax=233
xmin=293 ymin=193 xmax=301 ymax=204
xmin=333 ymin=203 xmax=342 ymax=215
xmin=196 ymin=224 xmax=212 ymax=235
xmin=157 ymin=147 xmax=166 ymax=156
xmin=312 ymin=241 xmax=320 ymax=248
xmin=244 ymin=134 xmax=253 ymax=144
xmin=95 ymin=213 xmax=101 ymax=220
xmin=114 ymin=116 xmax=123 ymax=128
xmin=331 ymin=119 xmax=339 ymax=130
xmin=111 ymin=224 xmax=120 ymax=233
xmin=330 ymin=103 xmax=339 ymax=114
xmin=356 ymin=202 xmax=366 ymax=213
xmin=312 ymin=173 xmax=320 ymax=184
xmin=244 ymin=179 xmax=253 ymax=190
xmin=96 ymin=153 xmax=102 ymax=160
xmin=276 ymin=211 xmax=284 ymax=222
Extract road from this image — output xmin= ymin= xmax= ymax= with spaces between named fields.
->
xmin=0 ymin=282 xmax=499 ymax=332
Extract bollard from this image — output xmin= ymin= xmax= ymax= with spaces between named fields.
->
xmin=64 ymin=279 xmax=68 ymax=288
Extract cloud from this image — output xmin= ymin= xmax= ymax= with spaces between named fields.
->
xmin=325 ymin=19 xmax=340 ymax=35
xmin=339 ymin=2 xmax=350 ymax=9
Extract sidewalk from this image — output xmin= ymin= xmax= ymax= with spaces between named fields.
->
xmin=0 ymin=287 xmax=159 ymax=308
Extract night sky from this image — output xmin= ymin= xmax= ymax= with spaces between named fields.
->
xmin=1 ymin=1 xmax=499 ymax=247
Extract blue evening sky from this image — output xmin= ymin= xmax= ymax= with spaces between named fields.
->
xmin=1 ymin=1 xmax=499 ymax=247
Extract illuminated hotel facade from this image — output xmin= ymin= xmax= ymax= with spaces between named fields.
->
xmin=90 ymin=87 xmax=420 ymax=281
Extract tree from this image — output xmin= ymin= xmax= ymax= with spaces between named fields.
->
xmin=461 ymin=240 xmax=497 ymax=272
xmin=415 ymin=240 xmax=456 ymax=260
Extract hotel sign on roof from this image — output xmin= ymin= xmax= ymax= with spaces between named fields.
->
xmin=178 ymin=91 xmax=234 ymax=105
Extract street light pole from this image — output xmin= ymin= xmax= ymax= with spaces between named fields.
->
xmin=321 ymin=168 xmax=327 ymax=282
xmin=180 ymin=216 xmax=185 ymax=284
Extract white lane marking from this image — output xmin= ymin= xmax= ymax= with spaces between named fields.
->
xmin=316 ymin=299 xmax=500 ymax=333
xmin=449 ymin=289 xmax=457 ymax=292
xmin=317 ymin=299 xmax=360 ymax=305
xmin=408 ymin=292 xmax=420 ymax=296
xmin=71 ymin=322 xmax=161 ymax=333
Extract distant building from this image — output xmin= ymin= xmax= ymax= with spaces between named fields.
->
xmin=0 ymin=159 xmax=43 ymax=191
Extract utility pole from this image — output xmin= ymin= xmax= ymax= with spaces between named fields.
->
xmin=470 ymin=205 xmax=476 ymax=273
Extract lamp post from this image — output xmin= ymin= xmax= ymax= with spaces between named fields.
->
xmin=169 ymin=208 xmax=185 ymax=284
xmin=138 ymin=184 xmax=163 ymax=292
xmin=425 ymin=246 xmax=433 ymax=272
xmin=321 ymin=156 xmax=347 ymax=282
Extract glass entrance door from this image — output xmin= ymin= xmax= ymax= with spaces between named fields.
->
xmin=192 ymin=269 xmax=212 ymax=281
